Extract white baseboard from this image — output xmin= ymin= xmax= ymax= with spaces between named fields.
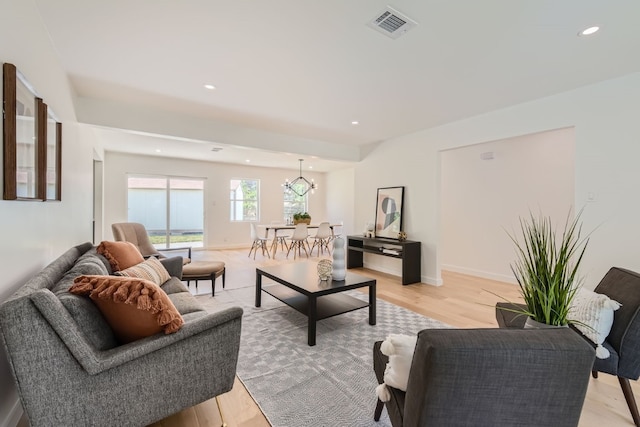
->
xmin=423 ymin=275 xmax=443 ymax=286
xmin=1 ymin=398 xmax=23 ymax=427
xmin=361 ymin=263 xmax=442 ymax=286
xmin=194 ymin=243 xmax=249 ymax=251
xmin=441 ymin=264 xmax=516 ymax=284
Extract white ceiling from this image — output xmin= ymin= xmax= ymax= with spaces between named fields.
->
xmin=33 ymin=0 xmax=640 ymax=172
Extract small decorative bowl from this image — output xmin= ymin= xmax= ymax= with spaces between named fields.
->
xmin=317 ymin=259 xmax=333 ymax=281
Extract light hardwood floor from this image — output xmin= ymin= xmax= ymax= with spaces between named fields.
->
xmin=149 ymin=248 xmax=638 ymax=427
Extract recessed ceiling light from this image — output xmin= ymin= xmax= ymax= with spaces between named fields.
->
xmin=204 ymin=84 xmax=216 ymax=90
xmin=351 ymin=121 xmax=359 ymax=125
xmin=155 ymin=149 xmax=161 ymax=153
xmin=245 ymin=159 xmax=250 ymax=163
xmin=579 ymin=26 xmax=599 ymax=36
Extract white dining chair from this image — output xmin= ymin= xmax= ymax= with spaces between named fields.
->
xmin=330 ymin=220 xmax=344 ymax=241
xmin=310 ymin=222 xmax=332 ymax=256
xmin=249 ymin=222 xmax=270 ymax=259
xmin=270 ymin=220 xmax=290 ymax=255
xmin=286 ymin=223 xmax=310 ymax=259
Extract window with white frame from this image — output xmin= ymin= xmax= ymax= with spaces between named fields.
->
xmin=283 ymin=183 xmax=308 ymax=223
xmin=230 ymin=178 xmax=259 ymax=221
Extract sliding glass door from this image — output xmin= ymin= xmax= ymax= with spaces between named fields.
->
xmin=127 ymin=175 xmax=204 ymax=249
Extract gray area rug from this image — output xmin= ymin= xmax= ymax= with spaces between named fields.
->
xmin=197 ymin=283 xmax=449 ymax=427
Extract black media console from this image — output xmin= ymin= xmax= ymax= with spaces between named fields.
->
xmin=346 ymin=235 xmax=421 ymax=285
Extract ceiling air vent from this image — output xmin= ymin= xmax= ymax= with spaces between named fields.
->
xmin=367 ymin=6 xmax=417 ymax=39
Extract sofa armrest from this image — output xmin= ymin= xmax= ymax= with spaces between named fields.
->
xmin=31 ymin=289 xmax=242 ymax=375
xmin=159 ymin=256 xmax=184 ymax=279
xmin=92 ymin=306 xmax=242 ymax=374
xmin=159 ymin=246 xmax=192 ymax=260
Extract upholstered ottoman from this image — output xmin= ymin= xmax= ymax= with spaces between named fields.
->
xmin=182 ymin=261 xmax=226 ymax=296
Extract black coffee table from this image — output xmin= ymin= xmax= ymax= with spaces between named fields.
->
xmin=255 ymin=262 xmax=376 ymax=346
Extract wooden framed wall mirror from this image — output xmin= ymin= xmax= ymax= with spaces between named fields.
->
xmin=46 ymin=107 xmax=62 ymax=201
xmin=3 ymin=62 xmax=62 ymax=201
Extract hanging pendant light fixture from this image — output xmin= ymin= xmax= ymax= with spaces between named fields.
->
xmin=283 ymin=159 xmax=317 ymax=197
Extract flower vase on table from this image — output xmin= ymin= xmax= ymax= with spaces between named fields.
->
xmin=332 ymin=237 xmax=346 ymax=281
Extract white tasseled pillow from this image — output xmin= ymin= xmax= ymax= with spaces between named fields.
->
xmin=375 ymin=334 xmax=417 ymax=403
xmin=569 ymin=287 xmax=621 ymax=359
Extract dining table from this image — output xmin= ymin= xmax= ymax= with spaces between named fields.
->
xmin=260 ymin=223 xmax=340 ymax=258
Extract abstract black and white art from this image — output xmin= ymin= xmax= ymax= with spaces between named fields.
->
xmin=375 ymin=186 xmax=404 ymax=239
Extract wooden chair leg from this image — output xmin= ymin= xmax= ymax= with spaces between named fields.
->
xmin=619 ymin=377 xmax=640 ymax=427
xmin=374 ymin=398 xmax=384 ymax=421
xmin=249 ymin=241 xmax=258 ymax=259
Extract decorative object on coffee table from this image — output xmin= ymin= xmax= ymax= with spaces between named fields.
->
xmin=317 ymin=259 xmax=332 ymax=280
xmin=332 ymin=236 xmax=346 ymax=281
xmin=498 ymin=210 xmax=589 ymax=327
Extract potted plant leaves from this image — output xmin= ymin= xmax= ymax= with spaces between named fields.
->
xmin=501 ymin=210 xmax=589 ymax=327
xmin=293 ymin=212 xmax=311 ymax=225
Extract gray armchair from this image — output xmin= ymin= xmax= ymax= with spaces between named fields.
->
xmin=496 ymin=267 xmax=640 ymax=426
xmin=373 ymin=328 xmax=595 ymax=427
xmin=111 ymin=222 xmax=192 ymax=262
xmin=588 ymin=267 xmax=640 ymax=426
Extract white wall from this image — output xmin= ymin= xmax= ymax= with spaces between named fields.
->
xmin=103 ymin=151 xmax=328 ymax=248
xmin=0 ymin=1 xmax=96 ymax=425
xmin=325 ymin=167 xmax=356 ymax=238
xmin=356 ymin=72 xmax=640 ymax=288
xmin=441 ymin=127 xmax=575 ymax=283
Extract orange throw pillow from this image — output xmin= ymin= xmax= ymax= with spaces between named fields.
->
xmin=69 ymin=275 xmax=184 ymax=343
xmin=97 ymin=241 xmax=144 ymax=272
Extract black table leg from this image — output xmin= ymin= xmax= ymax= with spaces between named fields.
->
xmin=255 ymin=271 xmax=262 ymax=307
xmin=308 ymin=296 xmax=317 ymax=346
xmin=369 ymin=282 xmax=377 ymax=325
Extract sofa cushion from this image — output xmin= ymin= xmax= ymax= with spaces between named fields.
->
xmin=52 ymin=249 xmax=111 ymax=295
xmin=69 ymin=275 xmax=184 ymax=343
xmin=168 ymin=291 xmax=206 ymax=316
xmin=57 ymin=294 xmax=118 ymax=350
xmin=50 ymin=250 xmax=118 ymax=350
xmin=160 ymin=277 xmax=190 ymax=295
xmin=97 ymin=241 xmax=144 ymax=272
xmin=115 ymin=256 xmax=170 ymax=286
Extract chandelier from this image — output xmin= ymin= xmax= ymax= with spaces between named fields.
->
xmin=283 ymin=159 xmax=317 ymax=197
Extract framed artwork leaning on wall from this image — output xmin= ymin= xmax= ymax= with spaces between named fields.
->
xmin=375 ymin=186 xmax=404 ymax=239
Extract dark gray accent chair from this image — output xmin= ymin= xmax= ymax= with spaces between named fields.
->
xmin=496 ymin=267 xmax=640 ymax=427
xmin=373 ymin=328 xmax=595 ymax=427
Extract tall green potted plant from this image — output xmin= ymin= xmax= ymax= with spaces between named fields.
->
xmin=507 ymin=210 xmax=588 ymax=327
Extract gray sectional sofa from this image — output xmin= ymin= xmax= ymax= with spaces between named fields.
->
xmin=0 ymin=242 xmax=242 ymax=427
